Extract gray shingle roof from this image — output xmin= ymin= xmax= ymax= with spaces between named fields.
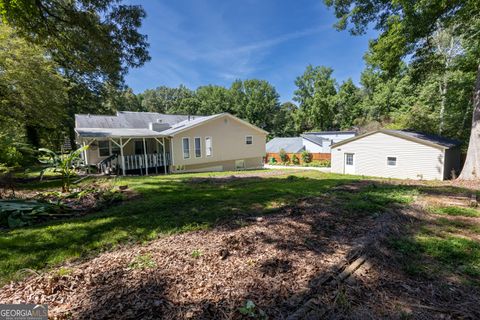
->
xmin=301 ymin=134 xmax=328 ymax=146
xmin=266 ymin=137 xmax=305 ymax=153
xmin=75 ymin=128 xmax=167 ymax=138
xmin=332 ymin=129 xmax=461 ymax=149
xmin=385 ymin=130 xmax=461 ymax=148
xmin=75 ymin=112 xmax=197 ymax=129
xmin=159 ymin=114 xmax=220 ymax=135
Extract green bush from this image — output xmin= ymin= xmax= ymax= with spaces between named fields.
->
xmin=301 ymin=150 xmax=312 ymax=164
xmin=292 ymin=154 xmax=300 ymax=165
xmin=303 ymin=159 xmax=331 ymax=167
xmin=279 ymin=148 xmax=289 ymax=164
xmin=269 ymin=157 xmax=277 ymax=164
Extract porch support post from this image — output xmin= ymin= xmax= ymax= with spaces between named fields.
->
xmin=143 ymin=137 xmax=148 ymax=175
xmin=82 ymin=140 xmax=89 ymax=165
xmin=110 ymin=138 xmax=131 ymax=176
xmin=162 ymin=137 xmax=167 ymax=174
xmin=120 ymin=138 xmax=125 ymax=176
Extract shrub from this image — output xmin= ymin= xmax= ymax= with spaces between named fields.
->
xmin=291 ymin=154 xmax=300 ymax=165
xmin=304 ymin=159 xmax=331 ymax=167
xmin=269 ymin=157 xmax=277 ymax=164
xmin=279 ymin=148 xmax=289 ymax=164
xmin=301 ymin=150 xmax=312 ymax=164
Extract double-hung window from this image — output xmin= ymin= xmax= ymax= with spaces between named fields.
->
xmin=194 ymin=137 xmax=201 ymax=158
xmin=99 ymin=141 xmax=110 ymax=157
xmin=245 ymin=136 xmax=253 ymax=145
xmin=387 ymin=156 xmax=397 ymax=166
xmin=205 ymin=137 xmax=212 ymax=157
xmin=182 ymin=138 xmax=190 ymax=159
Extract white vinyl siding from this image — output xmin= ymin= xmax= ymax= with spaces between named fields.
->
xmin=182 ymin=138 xmax=190 ymax=159
xmin=331 ymin=132 xmax=445 ymax=180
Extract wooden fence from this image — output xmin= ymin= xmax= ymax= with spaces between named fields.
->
xmin=265 ymin=152 xmax=330 ymax=164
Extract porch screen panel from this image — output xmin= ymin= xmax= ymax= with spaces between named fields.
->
xmin=99 ymin=141 xmax=109 ymax=157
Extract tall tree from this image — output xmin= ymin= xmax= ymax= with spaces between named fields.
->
xmin=293 ymin=65 xmax=337 ymax=132
xmin=324 ymin=0 xmax=480 ymax=179
xmin=0 ymin=0 xmax=150 ymax=88
xmin=196 ymin=85 xmax=234 ymax=115
xmin=333 ymin=79 xmax=362 ymax=129
xmin=271 ymin=102 xmax=298 ymax=137
xmin=139 ymin=85 xmax=196 ymax=114
xmin=0 ymin=24 xmax=67 ymax=147
xmin=230 ymin=79 xmax=280 ymax=132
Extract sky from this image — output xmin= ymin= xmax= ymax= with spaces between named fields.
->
xmin=125 ymin=0 xmax=377 ymax=102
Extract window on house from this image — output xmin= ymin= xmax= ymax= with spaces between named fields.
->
xmin=387 ymin=156 xmax=397 ymax=166
xmin=194 ymin=137 xmax=201 ymax=158
xmin=245 ymin=136 xmax=253 ymax=145
xmin=134 ymin=141 xmax=144 ymax=155
xmin=183 ymin=138 xmax=190 ymax=159
xmin=346 ymin=153 xmax=354 ymax=165
xmin=205 ymin=137 xmax=212 ymax=157
xmin=98 ymin=141 xmax=110 ymax=157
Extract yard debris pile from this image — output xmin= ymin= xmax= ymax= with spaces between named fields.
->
xmin=0 ymin=183 xmax=133 ymax=228
xmin=1 ymin=182 xmax=479 ymax=319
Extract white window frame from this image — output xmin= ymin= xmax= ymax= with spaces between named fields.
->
xmin=98 ymin=140 xmax=110 ymax=157
xmin=245 ymin=135 xmax=253 ymax=145
xmin=205 ymin=136 xmax=213 ymax=157
xmin=387 ymin=156 xmax=397 ymax=166
xmin=194 ymin=137 xmax=202 ymax=158
xmin=182 ymin=137 xmax=190 ymax=159
xmin=345 ymin=153 xmax=354 ymax=165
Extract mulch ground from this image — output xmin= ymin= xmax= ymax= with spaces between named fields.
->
xmin=1 ymin=182 xmax=479 ymax=319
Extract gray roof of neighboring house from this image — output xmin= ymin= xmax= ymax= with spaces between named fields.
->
xmin=305 ymin=130 xmax=357 ymax=135
xmin=332 ymin=129 xmax=461 ymax=149
xmin=301 ymin=134 xmax=329 ymax=146
xmin=266 ymin=137 xmax=305 ymax=153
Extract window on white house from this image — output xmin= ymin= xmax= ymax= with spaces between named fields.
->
xmin=387 ymin=156 xmax=397 ymax=166
xmin=346 ymin=153 xmax=354 ymax=165
xmin=183 ymin=138 xmax=190 ymax=159
xmin=205 ymin=137 xmax=212 ymax=156
xmin=99 ymin=141 xmax=110 ymax=157
xmin=194 ymin=137 xmax=201 ymax=158
xmin=245 ymin=136 xmax=253 ymax=145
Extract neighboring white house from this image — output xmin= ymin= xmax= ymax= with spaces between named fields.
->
xmin=331 ymin=130 xmax=461 ymax=180
xmin=266 ymin=131 xmax=356 ymax=154
xmin=75 ymin=112 xmax=267 ymax=175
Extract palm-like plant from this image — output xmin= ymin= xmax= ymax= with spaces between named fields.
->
xmin=39 ymin=146 xmax=89 ymax=192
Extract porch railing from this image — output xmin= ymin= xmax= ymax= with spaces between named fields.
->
xmin=122 ymin=153 xmax=171 ymax=172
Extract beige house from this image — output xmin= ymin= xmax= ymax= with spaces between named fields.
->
xmin=331 ymin=130 xmax=461 ymax=180
xmin=75 ymin=112 xmax=267 ymax=175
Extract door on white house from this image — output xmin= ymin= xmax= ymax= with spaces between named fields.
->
xmin=344 ymin=153 xmax=355 ymax=174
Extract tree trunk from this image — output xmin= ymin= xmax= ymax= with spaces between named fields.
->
xmin=458 ymin=63 xmax=480 ymax=180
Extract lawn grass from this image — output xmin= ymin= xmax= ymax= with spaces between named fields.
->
xmin=1 ymin=170 xmax=364 ymax=284
xmin=429 ymin=206 xmax=480 ymax=218
xmin=390 ymin=214 xmax=480 ymax=284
